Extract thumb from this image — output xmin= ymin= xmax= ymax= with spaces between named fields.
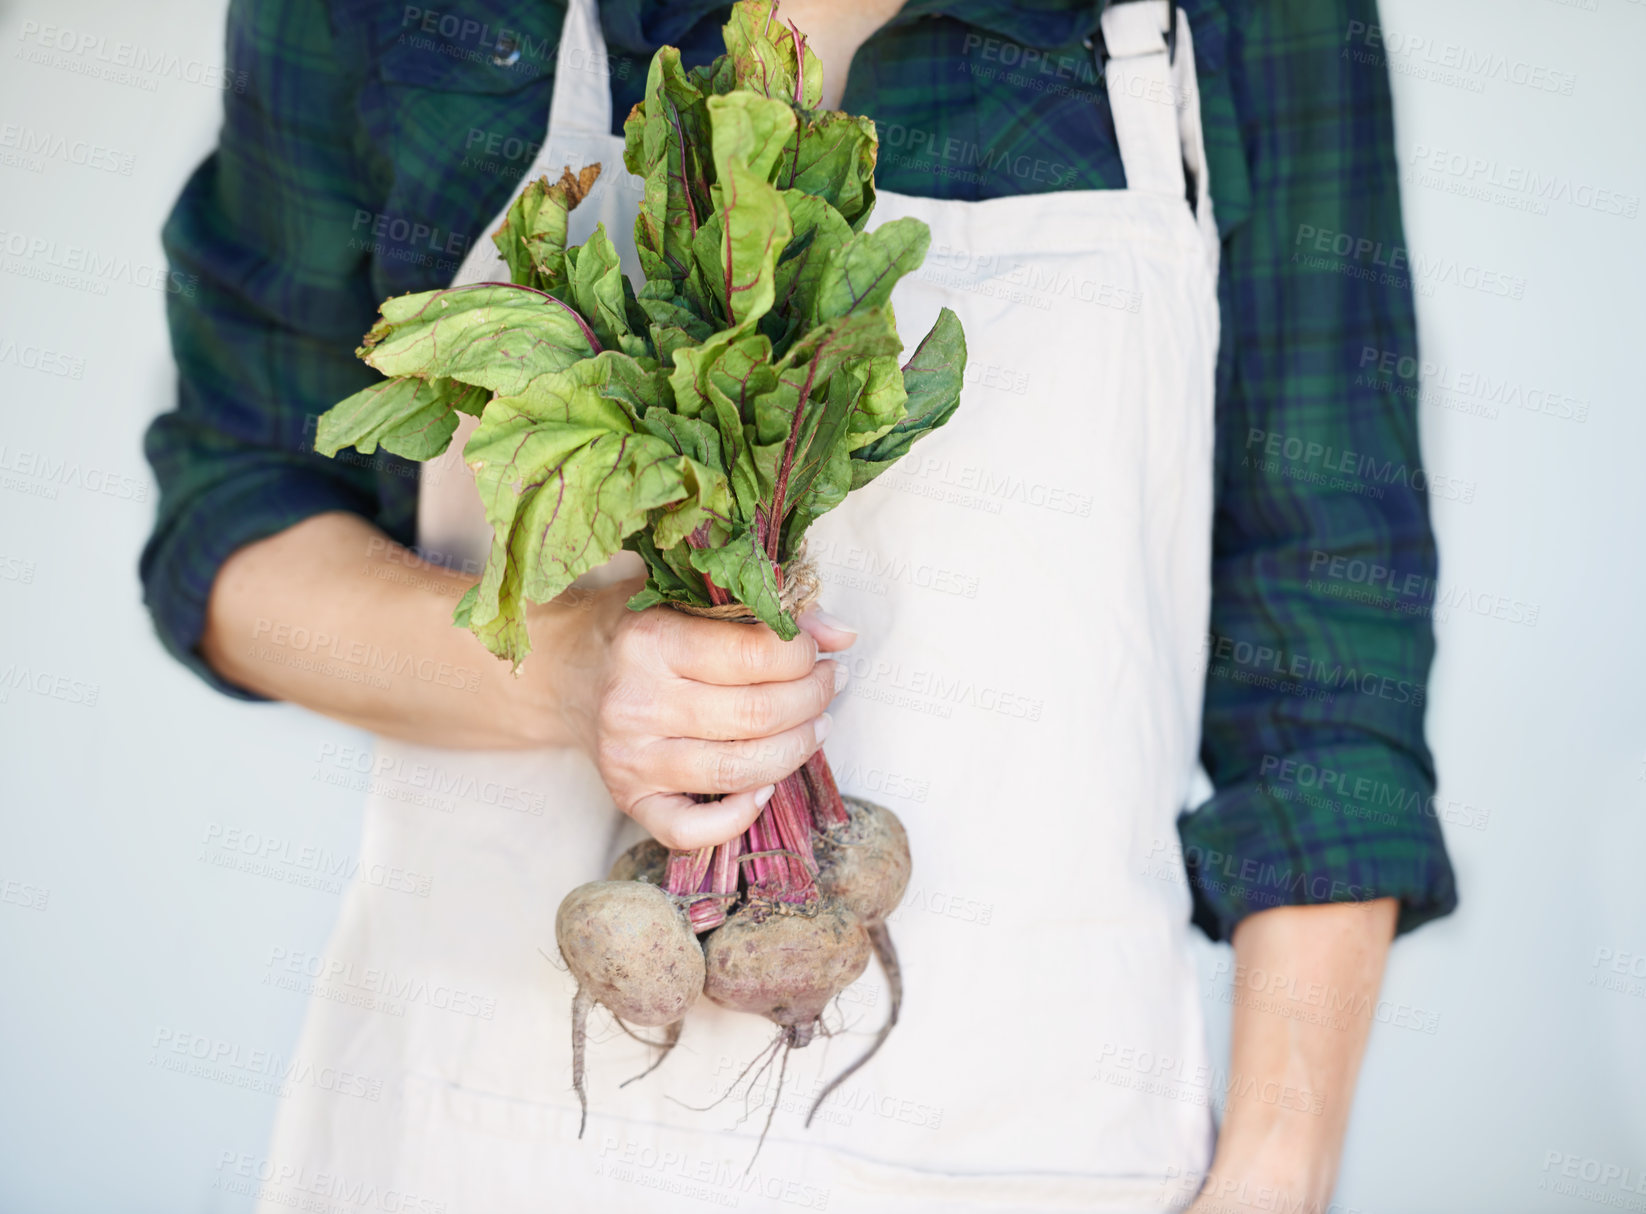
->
xmin=628 ymin=784 xmax=776 ymax=852
xmin=797 ymin=607 xmax=857 ymax=653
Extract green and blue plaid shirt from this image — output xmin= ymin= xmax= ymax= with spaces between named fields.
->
xmin=141 ymin=0 xmax=1457 ymax=940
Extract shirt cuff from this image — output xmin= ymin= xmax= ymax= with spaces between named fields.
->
xmin=139 ymin=465 xmax=376 ymax=701
xmin=1175 ymin=742 xmax=1459 ymax=942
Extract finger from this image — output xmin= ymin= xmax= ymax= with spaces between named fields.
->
xmin=658 ymin=713 xmax=832 ymax=794
xmin=664 ymin=659 xmax=846 ymax=742
xmin=797 ymin=607 xmax=858 ymax=653
xmin=628 ymin=785 xmax=776 ymax=852
xmin=660 ymin=613 xmax=819 ymax=686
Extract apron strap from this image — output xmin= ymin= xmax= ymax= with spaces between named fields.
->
xmin=1101 ymin=0 xmax=1211 ymax=219
xmin=547 ymin=0 xmax=614 ymax=139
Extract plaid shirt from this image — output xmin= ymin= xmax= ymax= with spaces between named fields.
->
xmin=141 ymin=0 xmax=1457 ymax=940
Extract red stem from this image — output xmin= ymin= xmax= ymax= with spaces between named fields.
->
xmin=665 ymin=759 xmax=840 ymax=924
xmin=743 ymin=809 xmax=778 ymax=893
xmin=764 ymin=355 xmax=824 ymax=562
xmin=803 ymin=750 xmax=849 ymax=828
xmin=665 ymin=99 xmax=700 ymax=236
xmin=770 ymin=772 xmax=819 ymax=876
xmin=664 ymin=845 xmax=712 ymax=897
xmin=712 ymin=834 xmax=743 ymax=898
xmin=788 ymin=21 xmax=807 ymax=105
xmin=686 ymin=523 xmax=732 ymax=605
xmin=738 ymin=770 xmax=818 ymax=905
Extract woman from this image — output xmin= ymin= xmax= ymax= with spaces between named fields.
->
xmin=143 ymin=0 xmax=1456 ymax=1209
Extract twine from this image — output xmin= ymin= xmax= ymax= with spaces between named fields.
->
xmin=668 ymin=541 xmax=821 ymax=624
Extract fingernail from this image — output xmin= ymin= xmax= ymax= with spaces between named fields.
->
xmin=754 ymin=784 xmax=777 ymax=807
xmin=800 ymin=607 xmax=857 ymax=637
xmin=813 ymin=712 xmax=833 ymax=744
xmin=832 ymin=661 xmax=849 ymax=693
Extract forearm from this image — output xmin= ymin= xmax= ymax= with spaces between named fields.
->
xmin=1191 ymin=899 xmax=1399 ymax=1213
xmin=199 ymin=511 xmax=604 ymax=750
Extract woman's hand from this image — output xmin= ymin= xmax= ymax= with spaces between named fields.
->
xmin=542 ymin=579 xmax=855 ymax=851
xmin=1182 ymin=900 xmax=1399 ymax=1214
xmin=201 ymin=515 xmax=853 ymax=814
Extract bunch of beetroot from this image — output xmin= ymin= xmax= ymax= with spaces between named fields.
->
xmin=313 ymin=0 xmax=962 ymax=1139
xmin=563 ymin=760 xmax=911 ymax=1132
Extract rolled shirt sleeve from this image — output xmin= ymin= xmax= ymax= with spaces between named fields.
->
xmin=1177 ymin=0 xmax=1459 ymax=939
xmin=141 ymin=1 xmax=401 ymax=699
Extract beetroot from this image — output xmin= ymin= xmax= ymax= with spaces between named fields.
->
xmin=702 ymin=897 xmax=871 ymax=1047
xmin=607 ymin=837 xmax=670 ymax=885
xmin=556 ymin=881 xmax=703 ymax=1027
xmin=803 ymin=791 xmax=910 ymax=1124
xmin=556 ymin=752 xmax=913 ymax=1143
xmin=555 ymin=879 xmax=705 ymax=1134
xmin=816 ymin=796 xmax=912 ymax=924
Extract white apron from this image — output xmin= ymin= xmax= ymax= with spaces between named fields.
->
xmin=259 ymin=2 xmax=1221 ymax=1210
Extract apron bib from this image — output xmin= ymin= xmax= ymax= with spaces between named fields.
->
xmin=260 ymin=3 xmax=1221 ymax=1210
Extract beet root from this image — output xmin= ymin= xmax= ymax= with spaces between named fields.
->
xmin=556 ymin=881 xmax=705 ymax=1027
xmin=816 ymin=797 xmax=911 ymax=925
xmin=806 ymin=920 xmax=902 ymax=1125
xmin=702 ymin=897 xmax=870 ymax=1046
xmin=557 ymin=880 xmax=704 ymax=1136
xmin=805 ymin=798 xmax=909 ymax=1125
xmin=607 ymin=837 xmax=669 ymax=885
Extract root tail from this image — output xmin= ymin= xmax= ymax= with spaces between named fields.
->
xmin=805 ymin=921 xmax=902 ymax=1128
xmin=571 ymin=987 xmax=593 ymax=1139
xmin=749 ymin=1035 xmax=793 ymax=1172
xmin=619 ymin=1018 xmax=683 ymax=1088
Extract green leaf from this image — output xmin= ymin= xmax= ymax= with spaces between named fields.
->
xmin=785 ymin=363 xmax=860 ymax=509
xmin=762 ymin=357 xmax=875 ymax=556
xmin=324 ymin=1 xmax=965 ymax=668
xmin=638 ymin=281 xmax=714 ymax=338
xmin=779 ymin=111 xmax=879 ymax=228
xmin=624 ymin=531 xmax=707 ymax=611
xmin=752 ymin=312 xmax=903 ymax=557
xmin=779 ymin=306 xmax=905 ymax=390
xmin=851 ymin=306 xmax=967 ymax=486
xmin=635 ymin=405 xmax=733 ymax=552
xmin=653 ymin=456 xmax=730 ymax=550
xmin=703 ymin=160 xmax=792 ymax=330
xmin=315 ymin=376 xmax=486 ymax=460
xmin=361 ymin=285 xmax=599 ymax=396
xmin=490 ymin=166 xmax=601 ymax=296
xmin=716 ymin=1 xmax=823 ymax=107
xmin=465 ymin=547 xmax=532 ymax=665
xmin=462 ymin=391 xmax=695 ymax=666
xmin=705 ymin=91 xmax=796 ymax=185
xmin=629 ymin=48 xmax=712 ymax=290
xmin=510 ymin=432 xmax=689 ymax=608
xmin=810 ymin=217 xmax=930 ymax=327
xmin=668 ymin=329 xmax=777 ymax=520
xmin=846 ymin=354 xmax=907 ymax=450
xmin=720 ymin=1 xmax=791 ymax=100
xmin=569 ymin=224 xmax=634 ymax=351
xmin=769 ymin=191 xmax=854 ymax=352
xmin=689 ymin=529 xmax=793 ymax=638
xmin=638 ymin=280 xmax=715 ymax=365
xmin=452 ymin=584 xmax=480 ymax=627
xmin=508 ymin=350 xmax=668 ymax=429
xmin=637 ymin=406 xmax=723 ymax=468
xmin=659 ymin=534 xmax=711 ymax=596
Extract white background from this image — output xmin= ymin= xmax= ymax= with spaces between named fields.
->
xmin=1 ymin=1 xmax=1643 ymax=1210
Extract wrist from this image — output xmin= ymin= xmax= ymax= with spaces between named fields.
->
xmin=491 ymin=582 xmax=623 ymax=751
xmin=1189 ymin=1162 xmax=1334 ymax=1214
xmin=1196 ymin=1110 xmax=1340 ymax=1214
